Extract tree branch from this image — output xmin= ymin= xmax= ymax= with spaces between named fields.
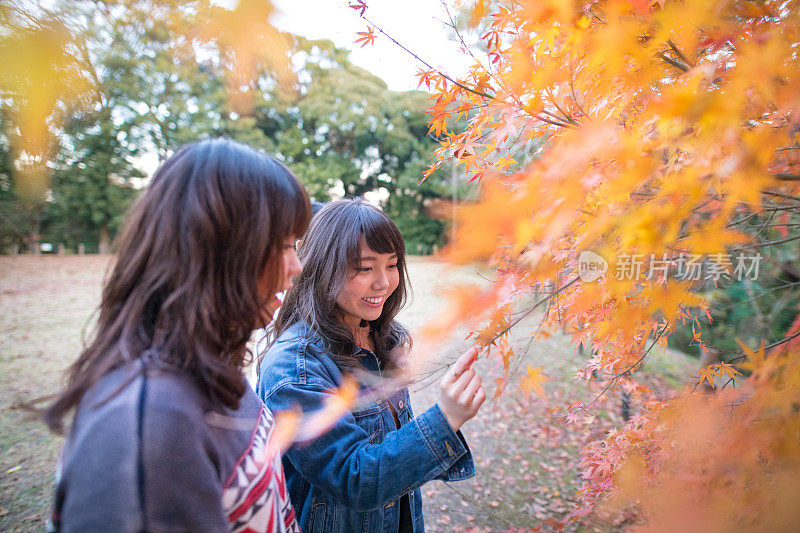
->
xmin=761 ymin=189 xmax=800 ymax=202
xmin=774 ymin=173 xmax=800 ymax=181
xmin=487 ymin=275 xmax=581 ymax=345
xmin=658 ymin=52 xmax=691 ymax=72
xmin=727 ymin=328 xmax=800 ymax=364
xmin=667 ymin=39 xmax=694 ymax=68
xmin=357 ymin=13 xmax=496 ymax=100
xmin=581 ymin=323 xmax=669 ymax=411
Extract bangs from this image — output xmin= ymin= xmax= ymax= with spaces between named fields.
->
xmin=345 ymin=205 xmax=406 ymax=265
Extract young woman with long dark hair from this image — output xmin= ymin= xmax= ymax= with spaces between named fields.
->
xmin=44 ymin=139 xmax=310 ymax=532
xmin=257 ymin=198 xmax=486 ymax=532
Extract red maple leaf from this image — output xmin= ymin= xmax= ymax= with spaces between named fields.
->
xmin=354 ymin=26 xmax=376 ymax=47
xmin=416 ymin=69 xmax=436 ymax=90
xmin=349 ymin=1 xmax=367 ymax=16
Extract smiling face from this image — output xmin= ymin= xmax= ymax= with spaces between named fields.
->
xmin=336 ymin=239 xmax=400 ymax=332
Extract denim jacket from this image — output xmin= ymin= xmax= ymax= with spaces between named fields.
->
xmin=256 ymin=322 xmax=475 ymax=533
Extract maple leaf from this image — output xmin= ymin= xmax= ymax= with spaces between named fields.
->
xmin=495 ymin=155 xmax=515 ymax=172
xmin=418 ymin=164 xmax=438 ymax=184
xmin=469 ymin=0 xmax=490 ymax=27
xmin=354 ymin=26 xmax=376 ymax=48
xmin=490 ymin=116 xmax=517 ymax=144
xmin=697 ymin=364 xmax=719 ymax=387
xmin=427 ymin=116 xmax=448 ymax=138
xmin=294 ymin=377 xmax=359 ymax=442
xmin=0 ymin=23 xmax=90 ymax=201
xmin=736 ymin=337 xmax=764 ymax=361
xmin=520 ymin=365 xmax=548 ymax=400
xmin=416 ymin=68 xmax=437 ymax=89
xmin=349 ymin=0 xmax=368 ymax=16
xmin=197 ymin=0 xmax=292 ymax=113
xmin=716 ymin=362 xmax=741 ymax=380
xmin=453 ymin=136 xmax=481 ymax=159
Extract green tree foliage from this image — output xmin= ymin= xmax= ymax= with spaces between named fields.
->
xmin=47 ymin=109 xmax=140 ymax=251
xmin=670 ymin=237 xmax=800 ymax=358
xmin=0 ymin=107 xmax=45 ymax=252
xmin=2 ymin=2 xmax=456 ymax=253
xmin=262 ymin=37 xmax=454 ymax=250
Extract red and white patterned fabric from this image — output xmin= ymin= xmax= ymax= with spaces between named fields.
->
xmin=223 ymin=403 xmax=300 ymax=533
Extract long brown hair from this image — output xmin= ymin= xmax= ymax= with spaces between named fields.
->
xmin=271 ymin=198 xmax=410 ymax=372
xmin=45 ymin=139 xmax=310 ymax=432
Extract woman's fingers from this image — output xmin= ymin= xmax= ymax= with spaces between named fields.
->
xmin=470 ymin=385 xmax=487 ymax=410
xmin=451 ymin=367 xmax=475 ymax=392
xmin=441 ymin=347 xmax=478 ymax=386
xmin=437 ymin=347 xmax=486 ymax=431
xmin=459 ymin=374 xmax=482 ymax=404
xmin=454 ymin=346 xmax=479 ymax=373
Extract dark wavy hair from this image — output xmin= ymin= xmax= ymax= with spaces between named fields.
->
xmin=271 ymin=198 xmax=410 ymax=372
xmin=45 ymin=139 xmax=310 ymax=432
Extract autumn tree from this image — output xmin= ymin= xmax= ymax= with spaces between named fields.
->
xmin=353 ymin=0 xmax=800 ymax=529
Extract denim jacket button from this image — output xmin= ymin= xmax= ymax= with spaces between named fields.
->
xmin=398 ymin=400 xmax=404 ymax=409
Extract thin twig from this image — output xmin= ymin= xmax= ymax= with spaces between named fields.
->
xmin=727 ymin=329 xmax=800 ymax=363
xmin=761 ymin=189 xmax=800 ymax=202
xmin=731 ymin=233 xmax=800 ymax=251
xmin=487 ymin=276 xmax=581 ymax=345
xmin=667 ymin=39 xmax=694 ymax=68
xmin=580 ymin=324 xmax=669 ymax=411
xmin=356 ymin=13 xmax=495 ymax=100
xmin=658 ymin=52 xmax=691 ymax=72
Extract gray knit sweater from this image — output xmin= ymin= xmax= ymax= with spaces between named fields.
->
xmin=50 ymin=358 xmax=299 ymax=533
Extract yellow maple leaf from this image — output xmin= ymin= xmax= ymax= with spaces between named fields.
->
xmin=697 ymin=364 xmax=719 ymax=388
xmin=716 ymin=362 xmax=741 ymax=381
xmin=520 ymin=365 xmax=548 ymax=400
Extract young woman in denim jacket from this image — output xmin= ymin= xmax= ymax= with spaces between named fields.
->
xmin=257 ymin=199 xmax=486 ymax=532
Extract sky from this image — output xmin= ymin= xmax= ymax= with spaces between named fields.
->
xmin=270 ymin=0 xmax=474 ymax=92
xmin=137 ymin=0 xmax=474 ymax=176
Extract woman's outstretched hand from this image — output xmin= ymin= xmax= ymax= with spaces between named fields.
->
xmin=438 ymin=347 xmax=486 ymax=432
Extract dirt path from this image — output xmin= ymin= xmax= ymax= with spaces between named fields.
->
xmin=0 ymin=255 xmax=696 ymax=532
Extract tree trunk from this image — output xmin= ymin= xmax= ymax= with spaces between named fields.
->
xmin=29 ymin=219 xmax=41 ymax=255
xmin=99 ymin=225 xmax=111 ymax=254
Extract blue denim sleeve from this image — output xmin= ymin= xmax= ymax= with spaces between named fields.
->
xmin=262 ymin=381 xmax=475 ymax=511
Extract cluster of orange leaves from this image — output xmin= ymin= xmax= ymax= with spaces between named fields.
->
xmin=360 ymin=0 xmax=800 ymax=526
xmin=579 ymin=342 xmax=800 ymax=530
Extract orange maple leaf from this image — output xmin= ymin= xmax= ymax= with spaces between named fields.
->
xmin=520 ymin=365 xmax=548 ymax=400
xmin=716 ymin=362 xmax=741 ymax=380
xmin=416 ymin=68 xmax=437 ymax=90
xmin=495 ymin=155 xmax=515 ymax=172
xmin=354 ymin=26 xmax=376 ymax=47
xmin=697 ymin=364 xmax=719 ymax=387
xmin=418 ymin=164 xmax=439 ymax=185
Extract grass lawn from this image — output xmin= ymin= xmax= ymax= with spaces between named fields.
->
xmin=0 ymin=255 xmax=700 ymax=531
